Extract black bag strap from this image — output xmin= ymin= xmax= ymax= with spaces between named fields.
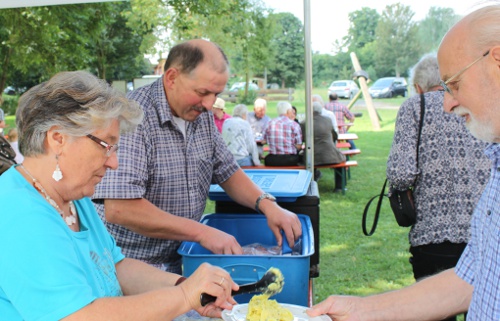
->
xmin=416 ymin=93 xmax=425 ymax=167
xmin=361 ymin=93 xmax=425 ymax=236
xmin=362 ymin=178 xmax=388 ymax=236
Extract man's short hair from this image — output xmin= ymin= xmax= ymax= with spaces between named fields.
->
xmin=329 ymin=93 xmax=338 ymax=101
xmin=312 ymin=94 xmax=324 ymax=104
xmin=277 ymin=101 xmax=292 ymax=115
xmin=312 ymin=101 xmax=323 ymax=113
xmin=164 ymin=40 xmax=228 ymax=74
xmin=233 ymin=104 xmax=248 ymax=118
xmin=254 ymin=98 xmax=267 ymax=109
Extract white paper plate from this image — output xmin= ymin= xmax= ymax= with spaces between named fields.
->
xmin=221 ymin=303 xmax=330 ymax=321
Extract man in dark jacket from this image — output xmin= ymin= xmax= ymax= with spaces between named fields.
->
xmin=301 ymin=101 xmax=345 ymax=185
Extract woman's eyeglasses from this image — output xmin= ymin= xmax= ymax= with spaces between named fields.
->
xmin=86 ymin=134 xmax=119 ymax=157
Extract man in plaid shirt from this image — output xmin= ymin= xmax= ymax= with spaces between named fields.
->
xmin=263 ymin=101 xmax=302 ymax=166
xmin=325 ymin=93 xmax=356 ymax=149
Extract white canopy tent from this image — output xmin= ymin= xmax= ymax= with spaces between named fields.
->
xmin=0 ymin=0 xmax=315 ymax=171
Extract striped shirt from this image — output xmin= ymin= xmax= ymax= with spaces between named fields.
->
xmin=263 ymin=115 xmax=302 ymax=155
xmin=456 ymin=143 xmax=500 ymax=320
xmin=92 ymin=78 xmax=239 ymax=272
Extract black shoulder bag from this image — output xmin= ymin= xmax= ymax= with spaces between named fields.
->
xmin=362 ymin=94 xmax=425 ymax=236
xmin=0 ymin=135 xmax=17 ymax=175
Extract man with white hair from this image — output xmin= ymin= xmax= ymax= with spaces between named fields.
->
xmin=247 ymin=98 xmax=271 ymax=158
xmin=263 ymin=101 xmax=302 ymax=166
xmin=312 ymin=94 xmax=339 ymax=134
xmin=222 ymin=104 xmax=261 ymax=166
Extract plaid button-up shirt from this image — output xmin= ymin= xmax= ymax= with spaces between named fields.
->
xmin=456 ymin=143 xmax=500 ymax=320
xmin=263 ymin=115 xmax=302 ymax=155
xmin=92 ymin=78 xmax=239 ymax=272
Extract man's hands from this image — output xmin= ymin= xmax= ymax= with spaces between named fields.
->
xmin=262 ymin=205 xmax=302 ymax=248
xmin=197 ymin=226 xmax=243 ymax=255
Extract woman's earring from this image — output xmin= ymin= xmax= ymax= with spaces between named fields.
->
xmin=52 ymin=155 xmax=63 ymax=182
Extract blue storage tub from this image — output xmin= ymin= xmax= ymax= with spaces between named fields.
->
xmin=208 ymin=169 xmax=312 ymax=202
xmin=178 ymin=213 xmax=314 ymax=306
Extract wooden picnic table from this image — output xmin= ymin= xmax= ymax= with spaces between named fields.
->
xmin=338 ymin=133 xmax=358 ymax=141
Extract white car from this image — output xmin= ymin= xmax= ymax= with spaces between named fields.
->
xmin=230 ymin=82 xmax=259 ymax=91
xmin=327 ymin=80 xmax=359 ymax=99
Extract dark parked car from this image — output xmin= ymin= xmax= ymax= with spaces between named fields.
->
xmin=368 ymin=77 xmax=408 ymax=98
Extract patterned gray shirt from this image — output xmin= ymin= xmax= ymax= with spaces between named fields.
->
xmin=387 ymin=91 xmax=491 ymax=247
xmin=92 ymin=78 xmax=239 ymax=269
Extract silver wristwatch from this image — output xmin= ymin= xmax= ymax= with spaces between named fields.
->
xmin=255 ymin=193 xmax=276 ymax=214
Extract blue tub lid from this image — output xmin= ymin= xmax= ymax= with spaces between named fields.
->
xmin=208 ymin=169 xmax=312 ymax=202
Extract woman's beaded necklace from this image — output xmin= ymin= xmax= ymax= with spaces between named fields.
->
xmin=19 ymin=165 xmax=77 ymax=226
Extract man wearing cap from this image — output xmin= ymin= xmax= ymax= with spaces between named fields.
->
xmin=212 ymin=97 xmax=231 ymax=133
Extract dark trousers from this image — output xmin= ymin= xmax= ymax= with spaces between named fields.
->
xmin=410 ymin=242 xmax=467 ymax=321
xmin=264 ymin=154 xmax=300 ymax=166
xmin=333 ymin=168 xmax=343 ymax=190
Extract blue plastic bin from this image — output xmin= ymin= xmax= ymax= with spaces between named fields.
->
xmin=208 ymin=169 xmax=312 ymax=202
xmin=178 ymin=213 xmax=314 ymax=306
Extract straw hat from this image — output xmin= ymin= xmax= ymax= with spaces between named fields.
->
xmin=213 ymin=97 xmax=226 ymax=110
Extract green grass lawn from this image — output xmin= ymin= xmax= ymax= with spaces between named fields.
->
xmin=205 ymin=91 xmax=417 ymax=304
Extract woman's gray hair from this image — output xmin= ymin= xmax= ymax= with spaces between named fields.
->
xmin=410 ymin=53 xmax=440 ymax=92
xmin=312 ymin=101 xmax=323 ymax=113
xmin=233 ymin=104 xmax=248 ymax=118
xmin=277 ymin=101 xmax=292 ymax=116
xmin=16 ymin=70 xmax=144 ymax=156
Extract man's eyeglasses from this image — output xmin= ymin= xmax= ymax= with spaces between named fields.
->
xmin=440 ymin=49 xmax=490 ymax=95
xmin=86 ymin=134 xmax=119 ymax=157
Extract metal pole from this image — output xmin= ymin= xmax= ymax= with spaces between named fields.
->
xmin=303 ymin=0 xmax=313 ymax=173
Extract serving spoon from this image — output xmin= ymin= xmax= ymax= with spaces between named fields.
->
xmin=200 ymin=267 xmax=284 ymax=306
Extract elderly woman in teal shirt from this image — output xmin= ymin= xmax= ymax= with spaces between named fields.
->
xmin=0 ymin=71 xmax=237 ymax=320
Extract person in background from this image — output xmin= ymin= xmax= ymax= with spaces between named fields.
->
xmin=263 ymin=101 xmax=302 ymax=166
xmin=247 ymin=98 xmax=270 ymax=158
xmin=7 ymin=127 xmax=23 ymax=163
xmin=212 ymin=97 xmax=231 ymax=133
xmin=387 ymin=53 xmax=489 ymax=321
xmin=0 ymin=70 xmax=237 ymax=320
xmin=301 ymin=101 xmax=346 ymax=182
xmin=0 ymin=106 xmax=6 ymax=135
xmin=325 ymin=92 xmax=356 ymax=149
xmin=291 ymin=105 xmax=300 ymax=124
xmin=312 ymin=94 xmax=343 ymax=191
xmin=222 ymin=104 xmax=261 ymax=167
xmin=312 ymin=94 xmax=338 ymax=134
xmin=93 ymin=39 xmax=301 ymax=275
xmin=307 ymin=5 xmax=500 ymax=320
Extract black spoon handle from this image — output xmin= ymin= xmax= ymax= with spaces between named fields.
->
xmin=200 ymin=282 xmax=264 ymax=306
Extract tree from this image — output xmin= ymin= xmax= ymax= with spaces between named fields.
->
xmin=374 ymin=3 xmax=421 ymax=77
xmin=417 ymin=7 xmax=460 ymax=54
xmin=267 ymin=12 xmax=304 ymax=88
xmin=0 ymin=6 xmax=92 ymax=94
xmin=84 ymin=2 xmax=152 ymax=81
xmin=343 ymin=7 xmax=380 ymax=52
